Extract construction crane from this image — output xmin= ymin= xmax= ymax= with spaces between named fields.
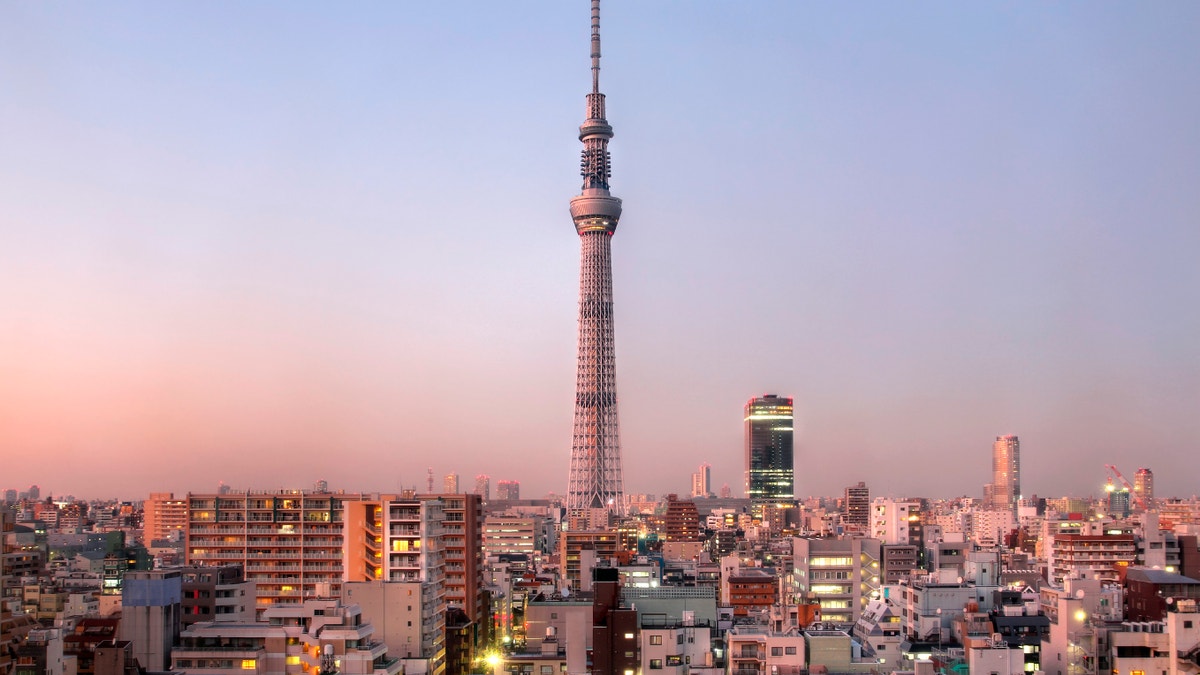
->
xmin=1104 ymin=464 xmax=1148 ymax=511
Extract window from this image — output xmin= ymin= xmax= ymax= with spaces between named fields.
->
xmin=1186 ymin=621 xmax=1194 ymax=629
xmin=785 ymin=647 xmax=797 ymax=655
xmin=650 ymin=660 xmax=662 ymax=670
xmin=650 ymin=636 xmax=662 ymax=645
xmin=876 ymin=645 xmax=885 ymax=651
xmin=771 ymin=647 xmax=783 ymax=657
xmin=677 ymin=634 xmax=684 ymax=645
xmin=666 ymin=656 xmax=683 ymax=666
xmin=551 ymin=613 xmax=558 ymax=619
xmin=541 ymin=667 xmax=554 ymax=675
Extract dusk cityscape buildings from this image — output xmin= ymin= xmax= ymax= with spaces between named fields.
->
xmin=2 ymin=3 xmax=1199 ymax=675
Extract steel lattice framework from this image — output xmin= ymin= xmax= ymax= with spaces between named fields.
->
xmin=566 ymin=0 xmax=625 ymax=517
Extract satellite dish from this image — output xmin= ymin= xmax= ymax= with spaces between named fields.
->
xmin=562 ymin=587 xmax=570 ymax=598
xmin=1075 ymin=589 xmax=1085 ymax=599
xmin=1166 ymin=597 xmax=1175 ymax=605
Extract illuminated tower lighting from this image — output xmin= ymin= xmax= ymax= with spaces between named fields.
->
xmin=566 ymin=0 xmax=625 ymax=518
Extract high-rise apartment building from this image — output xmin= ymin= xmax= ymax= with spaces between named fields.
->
xmin=436 ymin=494 xmax=486 ymax=628
xmin=1134 ymin=467 xmax=1154 ymax=509
xmin=143 ymin=492 xmax=189 ymax=544
xmin=744 ymin=395 xmax=794 ymax=502
xmin=985 ymin=435 xmax=1021 ymax=511
xmin=565 ymin=0 xmax=626 ymax=520
xmin=661 ymin=495 xmax=700 ymax=542
xmin=495 ymin=481 xmax=520 ymax=501
xmin=844 ymin=482 xmax=870 ymax=527
xmin=444 ymin=474 xmax=459 ymax=494
xmin=473 ymin=475 xmax=490 ymax=501
xmin=691 ymin=463 xmax=711 ymax=499
xmin=186 ymin=490 xmax=364 ymax=614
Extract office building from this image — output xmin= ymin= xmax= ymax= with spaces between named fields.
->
xmin=443 ymin=474 xmax=459 ymax=494
xmin=565 ymin=0 xmax=627 ymax=520
xmin=482 ymin=515 xmax=541 ymax=558
xmin=791 ymin=537 xmax=882 ymax=625
xmin=744 ymin=395 xmax=794 ymax=502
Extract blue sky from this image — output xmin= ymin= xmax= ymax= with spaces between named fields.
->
xmin=1 ymin=2 xmax=1197 ymax=500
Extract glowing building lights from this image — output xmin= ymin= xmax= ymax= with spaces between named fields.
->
xmin=745 ymin=394 xmax=794 ymax=501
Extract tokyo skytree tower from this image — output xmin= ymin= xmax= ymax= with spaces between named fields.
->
xmin=566 ymin=0 xmax=625 ymax=517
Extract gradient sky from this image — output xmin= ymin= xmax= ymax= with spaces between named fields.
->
xmin=2 ymin=2 xmax=1197 ymax=502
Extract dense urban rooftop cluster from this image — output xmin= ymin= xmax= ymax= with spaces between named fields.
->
xmin=3 ymin=476 xmax=1200 ymax=675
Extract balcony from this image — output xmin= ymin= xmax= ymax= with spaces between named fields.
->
xmin=172 ymin=643 xmax=264 ymax=653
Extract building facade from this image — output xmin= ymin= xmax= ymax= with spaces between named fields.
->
xmin=844 ymin=483 xmax=870 ymax=528
xmin=986 ymin=435 xmax=1021 ymax=511
xmin=143 ymin=493 xmax=188 ymax=544
xmin=185 ymin=491 xmax=361 ymax=614
xmin=744 ymin=395 xmax=794 ymax=502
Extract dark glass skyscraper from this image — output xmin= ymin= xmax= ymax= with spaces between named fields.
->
xmin=744 ymin=394 xmax=794 ymax=501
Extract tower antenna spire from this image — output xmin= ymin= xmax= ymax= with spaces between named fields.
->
xmin=590 ymin=0 xmax=602 ymax=94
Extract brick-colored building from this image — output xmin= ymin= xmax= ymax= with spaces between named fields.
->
xmin=728 ymin=570 xmax=777 ymax=617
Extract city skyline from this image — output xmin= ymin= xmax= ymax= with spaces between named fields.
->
xmin=1 ymin=3 xmax=1198 ymax=500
